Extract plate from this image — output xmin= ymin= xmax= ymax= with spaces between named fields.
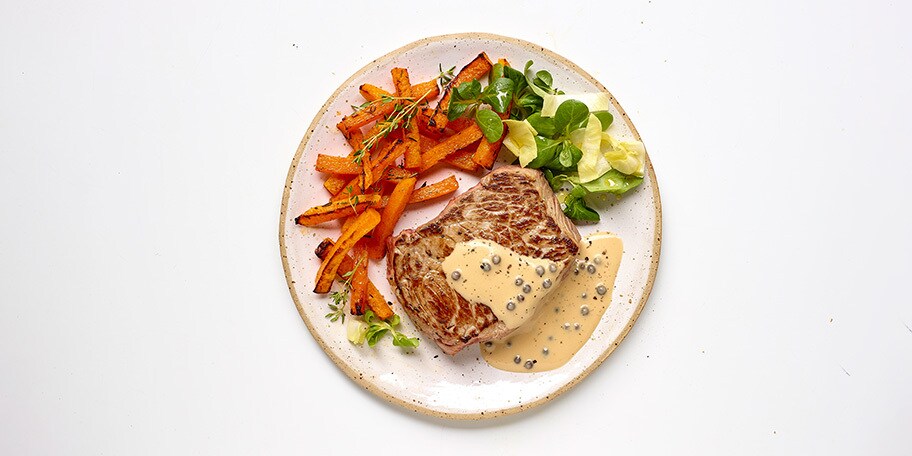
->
xmin=279 ymin=33 xmax=661 ymax=419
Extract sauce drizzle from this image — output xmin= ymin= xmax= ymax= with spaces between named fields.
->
xmin=481 ymin=232 xmax=623 ymax=372
xmin=441 ymin=239 xmax=562 ymax=330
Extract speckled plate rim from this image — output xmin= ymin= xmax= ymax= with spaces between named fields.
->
xmin=279 ymin=32 xmax=662 ymax=421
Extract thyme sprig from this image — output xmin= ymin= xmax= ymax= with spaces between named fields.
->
xmin=350 ymin=65 xmax=456 ymax=164
xmin=438 ymin=64 xmax=456 ymax=87
xmin=352 ymin=90 xmax=428 ymax=165
xmin=324 ymin=255 xmax=365 ymax=324
xmin=345 ymin=190 xmax=360 ymax=213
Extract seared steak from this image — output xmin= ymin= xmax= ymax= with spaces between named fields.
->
xmin=386 ymin=166 xmax=581 ymax=355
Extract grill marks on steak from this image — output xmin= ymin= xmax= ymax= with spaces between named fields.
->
xmin=387 ymin=166 xmax=582 ymax=355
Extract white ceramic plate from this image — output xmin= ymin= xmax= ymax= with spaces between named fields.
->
xmin=279 ymin=33 xmax=661 ymax=420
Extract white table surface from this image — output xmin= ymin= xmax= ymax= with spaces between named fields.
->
xmin=2 ymin=1 xmax=910 ymax=454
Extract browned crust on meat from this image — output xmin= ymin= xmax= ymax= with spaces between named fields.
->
xmin=387 ymin=166 xmax=581 ymax=354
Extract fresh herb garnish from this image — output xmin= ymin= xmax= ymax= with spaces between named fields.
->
xmin=353 ymin=97 xmax=415 ymax=165
xmin=438 ymin=64 xmax=456 ymax=87
xmin=322 ymin=263 xmax=418 ymax=349
xmin=446 ymin=69 xmax=516 ymax=143
xmin=325 ymin=289 xmax=348 ymax=323
xmin=323 ymin=255 xmax=365 ymax=324
xmin=350 ymin=194 xmax=362 ymax=213
xmin=361 ymin=310 xmax=420 ymax=348
xmin=352 ymin=65 xmax=458 ymax=164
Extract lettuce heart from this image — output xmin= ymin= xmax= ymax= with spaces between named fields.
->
xmin=571 ymin=114 xmax=611 ymax=183
xmin=502 ymin=119 xmax=539 ymax=167
xmin=601 ymin=132 xmax=645 ymax=177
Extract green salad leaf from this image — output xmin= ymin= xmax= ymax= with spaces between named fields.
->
xmin=552 ymin=99 xmax=589 ymax=136
xmin=475 ymin=109 xmax=504 ymax=143
xmin=480 ymin=77 xmax=514 ymax=114
xmin=593 ymin=111 xmax=614 ymax=130
xmin=553 ymin=142 xmax=582 ymax=170
xmin=543 ymin=169 xmax=570 ymax=192
xmin=563 ymin=185 xmax=600 ymax=222
xmin=360 ymin=311 xmax=420 ymax=348
xmin=526 ymin=135 xmax=561 ymax=169
xmin=525 ymin=112 xmax=557 ymax=138
xmin=455 ymin=79 xmax=481 ymax=100
xmin=447 ymin=73 xmax=514 ymax=120
xmin=573 ymin=169 xmax=643 ymax=194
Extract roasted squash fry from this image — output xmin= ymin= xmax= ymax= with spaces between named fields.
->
xmin=362 ymin=118 xmax=387 ymax=143
xmin=371 ymin=140 xmax=406 ymax=182
xmin=366 ymin=288 xmax=394 ymax=320
xmin=408 ymin=175 xmax=459 ymax=203
xmin=419 ymin=134 xmax=439 ymax=154
xmin=337 ymin=96 xmax=397 ymax=133
xmin=360 ymin=147 xmax=372 ymax=191
xmin=403 ymin=126 xmax=421 ymax=169
xmin=420 ymin=124 xmax=483 ymax=172
xmin=340 ymin=214 xmax=356 ymax=233
xmin=392 ymin=68 xmax=422 ymax=170
xmin=295 ymin=194 xmax=381 ymax=226
xmin=330 ymin=140 xmax=405 ymax=202
xmin=323 ymin=175 xmax=349 ymax=195
xmin=390 ymin=70 xmax=422 ymax=170
xmin=384 ymin=166 xmax=417 ymax=182
xmin=416 ymin=107 xmax=444 ymax=139
xmin=369 ymin=177 xmax=416 ymax=259
xmin=446 ymin=116 xmax=476 ymax=132
xmin=443 ymin=146 xmax=481 ymax=172
xmin=313 ymin=208 xmax=380 ymax=293
xmin=391 ymin=68 xmax=411 ymax=99
xmin=315 ymin=154 xmax=362 ymax=175
xmin=377 ymin=175 xmax=459 ymax=208
xmin=410 ymin=80 xmax=440 ymax=100
xmin=324 ymin=124 xmax=369 ymax=193
xmin=359 ymin=83 xmax=389 ymax=101
xmin=357 ymin=119 xmax=397 ymax=163
xmin=361 ymin=79 xmax=439 ymax=103
xmin=427 ymin=53 xmax=493 ymax=133
xmin=330 ymin=176 xmax=365 ymax=202
xmin=346 ymin=128 xmax=364 ymax=150
xmin=350 ymin=245 xmax=369 ymax=314
xmin=314 ymin=238 xmax=394 ymax=320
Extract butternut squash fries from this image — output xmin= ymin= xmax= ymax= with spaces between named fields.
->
xmin=313 ymin=208 xmax=380 ymax=294
xmin=295 ymin=194 xmax=381 ymax=226
xmin=369 ymin=177 xmax=416 ymax=259
xmin=314 ymin=239 xmax=394 ymax=320
xmin=299 ymin=54 xmax=513 ymax=327
xmin=350 ymin=245 xmax=369 ymax=315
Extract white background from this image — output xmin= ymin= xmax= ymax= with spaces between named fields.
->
xmin=1 ymin=0 xmax=910 ymax=454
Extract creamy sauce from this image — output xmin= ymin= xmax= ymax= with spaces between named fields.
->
xmin=441 ymin=239 xmax=562 ymax=330
xmin=481 ymin=233 xmax=623 ymax=372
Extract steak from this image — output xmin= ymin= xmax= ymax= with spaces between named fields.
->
xmin=386 ymin=166 xmax=582 ymax=355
